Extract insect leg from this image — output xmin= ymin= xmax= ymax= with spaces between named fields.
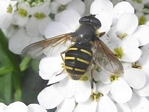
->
xmin=96 ymin=32 xmax=105 ymax=37
xmin=56 ymin=51 xmax=66 ymax=76
xmin=91 ymin=63 xmax=97 ymax=89
xmin=60 ymin=51 xmax=66 ymax=61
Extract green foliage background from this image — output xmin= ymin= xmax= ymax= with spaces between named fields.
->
xmin=0 ymin=30 xmax=47 ymax=105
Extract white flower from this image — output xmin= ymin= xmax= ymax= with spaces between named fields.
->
xmin=128 ymin=93 xmax=149 ymax=112
xmin=115 ymin=103 xmax=131 ymax=112
xmin=66 ymin=0 xmax=85 ymax=16
xmin=93 ymin=62 xmax=146 ymax=104
xmin=38 ymin=55 xmax=91 ymax=110
xmin=48 ymin=9 xmax=80 ymax=35
xmin=36 ymin=0 xmax=149 ymax=112
xmin=12 ymin=2 xmax=30 ymax=27
xmin=74 ymin=95 xmax=117 ymax=112
xmin=134 ymin=43 xmax=149 ymax=97
xmin=9 ymin=28 xmax=44 ymax=54
xmin=0 ymin=0 xmax=16 ymax=29
xmin=50 ymin=0 xmax=85 ymax=16
xmin=0 ymin=102 xmax=7 ymax=112
xmin=90 ymin=0 xmax=113 ymax=33
xmin=25 ymin=2 xmax=51 ymax=37
xmin=38 ymin=78 xmax=91 ymax=110
xmin=90 ymin=1 xmax=143 ymax=63
xmin=38 ymin=9 xmax=93 ymax=110
xmin=111 ymin=0 xmax=149 ymax=24
xmin=83 ymin=0 xmax=94 ymax=15
xmin=101 ymin=11 xmax=142 ymax=63
xmin=131 ymin=25 xmax=149 ymax=46
xmin=0 ymin=101 xmax=47 ymax=112
xmin=94 ymin=70 xmax=133 ymax=103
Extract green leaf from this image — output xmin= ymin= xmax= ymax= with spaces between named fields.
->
xmin=0 ymin=73 xmax=12 ymax=104
xmin=31 ymin=59 xmax=40 ymax=73
xmin=0 ymin=66 xmax=13 ymax=76
xmin=20 ymin=57 xmax=31 ymax=72
xmin=0 ymin=29 xmax=22 ymax=102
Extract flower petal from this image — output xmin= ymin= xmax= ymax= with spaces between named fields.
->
xmin=28 ymin=104 xmax=47 ymax=112
xmin=5 ymin=101 xmax=27 ymax=112
xmin=38 ymin=84 xmax=64 ymax=109
xmin=116 ymin=103 xmax=131 ymax=112
xmin=0 ymin=103 xmax=7 ymax=112
xmin=122 ymin=47 xmax=141 ymax=62
xmin=57 ymin=97 xmax=75 ymax=112
xmin=44 ymin=22 xmax=71 ymax=38
xmin=119 ymin=36 xmax=141 ymax=62
xmin=74 ymin=80 xmax=91 ymax=103
xmin=66 ymin=0 xmax=85 ymax=16
xmin=132 ymin=25 xmax=149 ymax=46
xmin=96 ymin=82 xmax=110 ymax=95
xmin=38 ymin=17 xmax=51 ymax=35
xmin=134 ymin=75 xmax=149 ymax=96
xmin=74 ymin=99 xmax=97 ymax=112
xmin=0 ymin=14 xmax=12 ymax=29
xmin=110 ymin=78 xmax=132 ymax=103
xmin=25 ymin=17 xmax=39 ymax=37
xmin=98 ymin=70 xmax=111 ymax=84
xmin=58 ymin=77 xmax=75 ymax=98
xmin=59 ymin=9 xmax=80 ymax=31
xmin=9 ymin=28 xmax=30 ymax=54
xmin=96 ymin=11 xmax=112 ymax=33
xmin=39 ymin=56 xmax=63 ymax=80
xmin=97 ymin=95 xmax=117 ymax=112
xmin=128 ymin=93 xmax=149 ymax=112
xmin=90 ymin=0 xmax=113 ymax=14
xmin=112 ymin=1 xmax=134 ymax=24
xmin=115 ymin=13 xmax=138 ymax=36
xmin=47 ymin=72 xmax=67 ymax=85
xmin=123 ymin=68 xmax=146 ymax=89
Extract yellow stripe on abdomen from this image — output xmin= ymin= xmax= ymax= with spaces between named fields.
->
xmin=68 ymin=48 xmax=78 ymax=50
xmin=77 ymin=58 xmax=89 ymax=64
xmin=65 ymin=56 xmax=75 ymax=60
xmin=65 ymin=66 xmax=73 ymax=70
xmin=74 ymin=68 xmax=86 ymax=72
xmin=80 ymin=49 xmax=92 ymax=56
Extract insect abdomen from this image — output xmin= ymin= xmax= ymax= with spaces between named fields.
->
xmin=65 ymin=44 xmax=92 ymax=80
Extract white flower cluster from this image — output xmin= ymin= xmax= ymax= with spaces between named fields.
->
xmin=1 ymin=0 xmax=149 ymax=112
xmin=0 ymin=101 xmax=47 ymax=112
xmin=37 ymin=0 xmax=149 ymax=112
xmin=111 ymin=0 xmax=149 ymax=25
xmin=0 ymin=0 xmax=85 ymax=54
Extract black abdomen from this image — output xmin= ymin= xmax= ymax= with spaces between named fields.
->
xmin=65 ymin=43 xmax=92 ymax=80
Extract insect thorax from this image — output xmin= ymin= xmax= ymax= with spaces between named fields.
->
xmin=72 ymin=23 xmax=97 ymax=44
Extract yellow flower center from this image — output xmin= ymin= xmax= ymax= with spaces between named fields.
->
xmin=34 ymin=12 xmax=46 ymax=20
xmin=114 ymin=47 xmax=123 ymax=59
xmin=110 ymin=75 xmax=119 ymax=82
xmin=7 ymin=4 xmax=12 ymax=13
xmin=18 ymin=8 xmax=28 ymax=17
xmin=91 ymin=92 xmax=103 ymax=102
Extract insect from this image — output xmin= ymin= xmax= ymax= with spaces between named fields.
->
xmin=22 ymin=15 xmax=124 ymax=85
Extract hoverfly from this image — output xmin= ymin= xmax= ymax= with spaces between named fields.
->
xmin=22 ymin=15 xmax=124 ymax=85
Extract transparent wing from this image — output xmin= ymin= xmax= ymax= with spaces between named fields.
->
xmin=21 ymin=33 xmax=74 ymax=59
xmin=93 ymin=39 xmax=124 ymax=76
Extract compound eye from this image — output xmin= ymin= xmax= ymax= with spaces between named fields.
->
xmin=79 ymin=15 xmax=102 ymax=29
xmin=79 ymin=16 xmax=89 ymax=24
xmin=90 ymin=17 xmax=101 ymax=28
